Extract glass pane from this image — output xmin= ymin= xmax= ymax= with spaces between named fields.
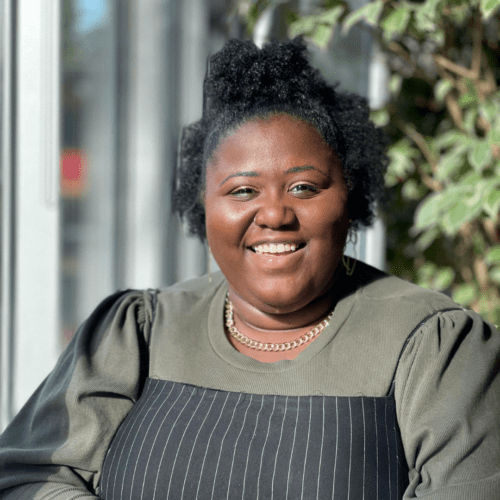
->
xmin=61 ymin=0 xmax=116 ymax=344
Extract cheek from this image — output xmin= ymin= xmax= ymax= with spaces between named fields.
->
xmin=205 ymin=203 xmax=249 ymax=250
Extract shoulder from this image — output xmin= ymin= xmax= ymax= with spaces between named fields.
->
xmin=353 ymin=260 xmax=458 ymax=311
xmin=341 ymin=261 xmax=465 ymax=354
xmin=351 ymin=261 xmax=461 ymax=322
xmin=155 ymin=272 xmax=227 ymax=323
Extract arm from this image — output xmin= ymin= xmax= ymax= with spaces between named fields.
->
xmin=0 ymin=289 xmax=155 ymax=500
xmin=396 ymin=309 xmax=500 ymax=499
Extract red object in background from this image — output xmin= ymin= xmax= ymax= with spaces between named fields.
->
xmin=60 ymin=149 xmax=88 ymax=197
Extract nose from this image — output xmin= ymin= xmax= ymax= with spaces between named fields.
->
xmin=253 ymin=193 xmax=297 ymax=229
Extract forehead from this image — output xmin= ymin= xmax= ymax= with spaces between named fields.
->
xmin=208 ymin=114 xmax=337 ymax=170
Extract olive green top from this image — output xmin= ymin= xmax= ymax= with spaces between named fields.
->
xmin=1 ymin=262 xmax=499 ymax=499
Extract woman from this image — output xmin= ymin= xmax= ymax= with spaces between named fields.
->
xmin=1 ymin=38 xmax=499 ymax=500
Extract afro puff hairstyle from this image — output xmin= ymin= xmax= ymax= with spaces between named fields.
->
xmin=173 ymin=37 xmax=387 ymax=241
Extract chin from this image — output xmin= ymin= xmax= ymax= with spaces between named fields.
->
xmin=248 ymin=283 xmax=322 ymax=313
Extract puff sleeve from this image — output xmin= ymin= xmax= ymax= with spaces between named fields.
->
xmin=396 ymin=308 xmax=500 ymax=499
xmin=0 ymin=289 xmax=156 ymax=500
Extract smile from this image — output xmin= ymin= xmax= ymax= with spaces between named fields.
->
xmin=251 ymin=242 xmax=305 ymax=255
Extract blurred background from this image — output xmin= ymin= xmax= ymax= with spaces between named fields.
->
xmin=1 ymin=0 xmax=499 ymax=430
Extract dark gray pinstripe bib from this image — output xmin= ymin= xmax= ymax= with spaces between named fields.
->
xmin=99 ymin=378 xmax=409 ymax=500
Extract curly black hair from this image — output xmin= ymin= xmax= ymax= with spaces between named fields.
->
xmin=173 ymin=37 xmax=387 ymax=240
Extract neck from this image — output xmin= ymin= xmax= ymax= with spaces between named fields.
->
xmin=227 ymin=268 xmax=345 ymax=341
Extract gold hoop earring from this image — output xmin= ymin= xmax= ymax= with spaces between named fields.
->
xmin=342 ymin=222 xmax=357 ymax=276
xmin=342 ymin=254 xmax=356 ymax=276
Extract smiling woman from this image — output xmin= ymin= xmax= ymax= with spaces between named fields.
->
xmin=205 ymin=115 xmax=350 ymax=361
xmin=1 ymin=38 xmax=500 ymax=500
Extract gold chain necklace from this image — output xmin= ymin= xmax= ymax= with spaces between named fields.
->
xmin=224 ymin=295 xmax=334 ymax=352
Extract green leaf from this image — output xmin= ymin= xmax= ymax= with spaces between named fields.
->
xmin=389 ymin=74 xmax=403 ymax=95
xmin=415 ymin=226 xmax=440 ymax=251
xmin=417 ymin=262 xmax=437 ymax=288
xmin=380 ymin=5 xmax=411 ymax=40
xmin=463 ymin=108 xmax=479 ymax=134
xmin=458 ymin=170 xmax=481 ymax=187
xmin=342 ymin=0 xmax=384 ymax=34
xmin=436 ymin=144 xmax=467 ymax=180
xmin=309 ymin=24 xmax=335 ymax=47
xmin=386 ymin=138 xmax=418 ymax=185
xmin=289 ymin=5 xmax=345 ymax=43
xmin=468 ymin=140 xmax=493 ymax=172
xmin=402 ymin=178 xmax=426 ymax=200
xmin=316 ymin=5 xmax=345 ymax=24
xmin=484 ymin=188 xmax=500 ymax=218
xmin=414 ymin=0 xmax=441 ymax=32
xmin=434 ymin=79 xmax=454 ymax=103
xmin=434 ymin=130 xmax=468 ymax=150
xmin=443 ymin=199 xmax=470 ymax=234
xmin=452 ymin=283 xmax=477 ymax=306
xmin=479 ymin=100 xmax=500 ymax=127
xmin=486 ymin=246 xmax=500 ymax=265
xmin=481 ymin=0 xmax=500 ymax=18
xmin=490 ymin=266 xmax=500 ymax=284
xmin=414 ymin=193 xmax=442 ymax=230
xmin=289 ymin=16 xmax=317 ymax=37
xmin=370 ymin=108 xmax=390 ymax=126
xmin=487 ymin=127 xmax=500 ymax=148
xmin=458 ymin=91 xmax=478 ymax=108
xmin=434 ymin=267 xmax=455 ymax=290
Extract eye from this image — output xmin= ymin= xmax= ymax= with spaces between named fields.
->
xmin=229 ymin=187 xmax=258 ymax=200
xmin=289 ymin=184 xmax=319 ymax=197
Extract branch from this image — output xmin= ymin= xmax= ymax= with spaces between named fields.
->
xmin=398 ymin=122 xmax=443 ymax=191
xmin=471 ymin=11 xmax=482 ymax=79
xmin=433 ymin=54 xmax=477 ymax=80
xmin=444 ymin=94 xmax=464 ymax=130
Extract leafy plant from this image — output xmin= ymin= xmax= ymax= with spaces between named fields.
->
xmin=237 ymin=0 xmax=500 ymax=325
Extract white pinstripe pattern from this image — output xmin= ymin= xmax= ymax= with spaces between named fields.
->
xmin=210 ymin=393 xmax=244 ymax=500
xmin=362 ymin=398 xmax=366 ymax=500
xmin=256 ymin=395 xmax=277 ymax=500
xmin=195 ymin=391 xmax=231 ymax=500
xmin=103 ymin=379 xmax=153 ymax=498
xmin=137 ymin=383 xmax=179 ymax=500
xmin=151 ymin=386 xmax=193 ymax=500
xmin=241 ymin=394 xmax=265 ymax=500
xmin=347 ymin=398 xmax=352 ymax=500
xmin=126 ymin=382 xmax=174 ymax=500
xmin=181 ymin=392 xmax=219 ymax=500
xmin=374 ymin=399 xmax=379 ymax=500
xmin=165 ymin=388 xmax=208 ymax=500
xmin=315 ymin=397 xmax=325 ymax=500
xmin=332 ymin=397 xmax=338 ymax=500
xmin=285 ymin=396 xmax=300 ymax=500
xmin=226 ymin=394 xmax=254 ymax=500
xmin=393 ymin=405 xmax=400 ymax=500
xmin=271 ymin=395 xmax=288 ymax=500
xmin=100 ymin=383 xmax=407 ymax=500
xmin=300 ymin=396 xmax=312 ymax=500
xmin=385 ymin=400 xmax=392 ymax=500
xmin=109 ymin=379 xmax=164 ymax=500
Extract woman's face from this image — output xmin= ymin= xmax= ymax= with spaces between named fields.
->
xmin=204 ymin=114 xmax=350 ymax=314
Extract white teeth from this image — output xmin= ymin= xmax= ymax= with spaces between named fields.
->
xmin=252 ymin=243 xmax=300 ymax=254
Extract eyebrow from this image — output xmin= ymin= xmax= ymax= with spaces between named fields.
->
xmin=219 ymin=165 xmax=326 ymax=186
